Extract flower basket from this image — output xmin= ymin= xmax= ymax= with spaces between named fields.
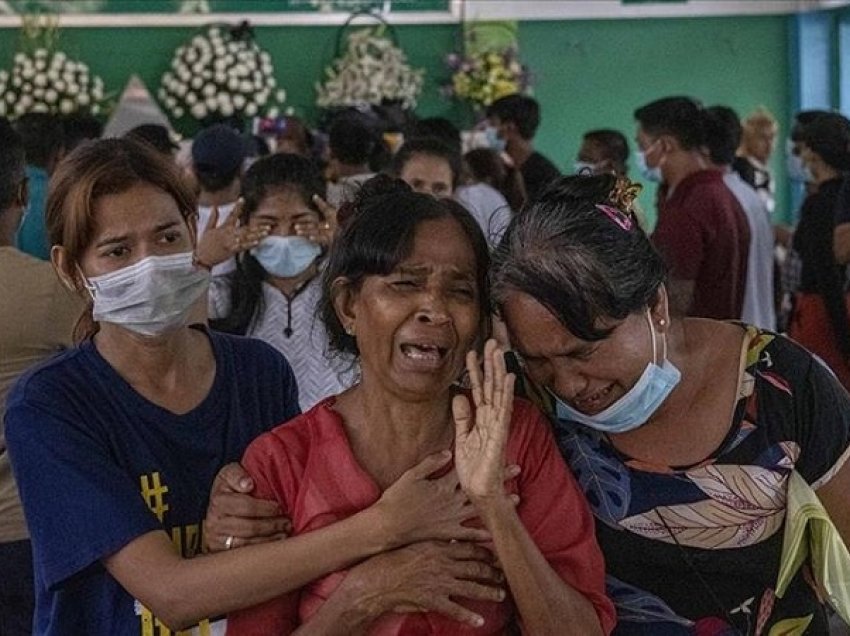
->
xmin=315 ymin=11 xmax=424 ymax=112
xmin=0 ymin=48 xmax=106 ymax=118
xmin=442 ymin=47 xmax=531 ymax=114
xmin=157 ymin=21 xmax=286 ymax=128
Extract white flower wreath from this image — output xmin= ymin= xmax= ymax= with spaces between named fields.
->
xmin=157 ymin=23 xmax=286 ymax=123
xmin=316 ymin=27 xmax=424 ymax=110
xmin=0 ymin=48 xmax=106 ymax=118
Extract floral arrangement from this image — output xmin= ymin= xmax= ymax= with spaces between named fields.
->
xmin=158 ymin=23 xmax=286 ymax=123
xmin=443 ymin=47 xmax=531 ymax=110
xmin=316 ymin=27 xmax=424 ymax=110
xmin=0 ymin=48 xmax=106 ymax=118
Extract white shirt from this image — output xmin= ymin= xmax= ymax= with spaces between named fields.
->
xmin=197 ymin=202 xmax=237 ymax=277
xmin=208 ymin=275 xmax=355 ymax=411
xmin=326 ymin=173 xmax=376 ymax=208
xmin=723 ymin=171 xmax=776 ymax=330
xmin=455 ymin=183 xmax=512 ymax=247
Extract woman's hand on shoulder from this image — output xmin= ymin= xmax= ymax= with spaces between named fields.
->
xmin=337 ymin=540 xmax=505 ymax=629
xmin=453 ymin=339 xmax=516 ymax=505
xmin=203 ymin=462 xmax=291 ymax=553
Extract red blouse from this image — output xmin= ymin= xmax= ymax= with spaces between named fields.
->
xmin=227 ymin=397 xmax=615 ymax=635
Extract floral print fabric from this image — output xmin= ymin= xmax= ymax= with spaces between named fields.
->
xmin=553 ymin=326 xmax=850 ymax=635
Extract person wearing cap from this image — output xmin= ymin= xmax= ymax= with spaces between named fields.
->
xmin=192 ymin=124 xmax=249 ymax=276
xmin=125 ymin=124 xmax=179 ymax=161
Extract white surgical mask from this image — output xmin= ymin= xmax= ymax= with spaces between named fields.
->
xmin=785 ymin=140 xmax=812 ymax=183
xmin=83 ymin=252 xmax=209 ymax=337
xmin=549 ymin=309 xmax=681 ymax=433
xmin=484 ymin=126 xmax=507 ymax=153
xmin=635 ymin=149 xmax=663 ymax=183
xmin=250 ymin=235 xmax=321 ymax=278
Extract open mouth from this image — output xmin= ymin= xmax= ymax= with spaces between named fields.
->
xmin=573 ymin=384 xmax=614 ymax=413
xmin=400 ymin=343 xmax=449 ymax=363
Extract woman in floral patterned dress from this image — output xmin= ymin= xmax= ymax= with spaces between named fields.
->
xmin=492 ymin=173 xmax=850 ymax=635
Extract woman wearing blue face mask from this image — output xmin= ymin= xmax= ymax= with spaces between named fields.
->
xmin=492 ymin=173 xmax=850 ymax=634
xmin=206 ymin=153 xmax=352 ymax=411
xmin=4 ymin=139 xmax=493 ymax=635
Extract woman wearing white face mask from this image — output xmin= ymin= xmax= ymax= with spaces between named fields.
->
xmin=205 ymin=153 xmax=351 ymax=411
xmin=492 ymin=174 xmax=850 ymax=634
xmin=4 ymin=139 xmax=500 ymax=635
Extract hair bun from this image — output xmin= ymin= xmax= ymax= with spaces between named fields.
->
xmin=353 ymin=174 xmax=412 ymax=207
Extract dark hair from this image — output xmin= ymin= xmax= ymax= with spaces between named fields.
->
xmin=407 ymin=117 xmax=462 ymax=154
xmin=211 ymin=153 xmax=328 ymax=336
xmin=390 ymin=137 xmax=463 ymax=189
xmin=13 ymin=112 xmax=65 ymax=169
xmin=320 ymin=174 xmax=491 ymax=358
xmin=583 ymin=129 xmax=630 ymax=170
xmin=486 ymin=94 xmax=540 ymax=140
xmin=634 ymin=96 xmax=706 ymax=150
xmin=704 ymin=105 xmax=742 ymax=166
xmin=801 ymin=113 xmax=850 ymax=171
xmin=790 ymin=110 xmax=830 ymax=142
xmin=61 ymin=114 xmax=103 ymax=152
xmin=0 ymin=118 xmax=25 ymax=213
xmin=329 ymin=115 xmax=377 ymax=166
xmin=492 ymin=174 xmax=668 ymax=341
xmin=464 ymin=147 xmax=527 ymax=211
xmin=47 ymin=138 xmax=197 ymax=341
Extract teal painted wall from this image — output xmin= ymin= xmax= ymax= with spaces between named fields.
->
xmin=0 ymin=13 xmax=790 ymax=223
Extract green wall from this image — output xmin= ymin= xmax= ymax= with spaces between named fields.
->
xmin=0 ymin=13 xmax=791 ymax=224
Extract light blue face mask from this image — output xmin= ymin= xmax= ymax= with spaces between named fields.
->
xmin=484 ymin=125 xmax=507 ymax=153
xmin=250 ymin=235 xmax=321 ymax=279
xmin=786 ymin=140 xmax=813 ymax=183
xmin=574 ymin=160 xmax=599 ymax=175
xmin=634 ymin=149 xmax=663 ymax=183
xmin=549 ymin=309 xmax=681 ymax=434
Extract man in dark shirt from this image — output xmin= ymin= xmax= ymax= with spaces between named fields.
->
xmin=487 ymin=94 xmax=560 ymax=201
xmin=635 ymin=96 xmax=750 ymax=320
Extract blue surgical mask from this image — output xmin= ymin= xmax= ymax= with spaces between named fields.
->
xmin=635 ymin=149 xmax=662 ymax=183
xmin=786 ymin=150 xmax=812 ymax=184
xmin=484 ymin=126 xmax=507 ymax=153
xmin=574 ymin=161 xmax=599 ymax=175
xmin=549 ymin=309 xmax=681 ymax=433
xmin=250 ymin=235 xmax=321 ymax=278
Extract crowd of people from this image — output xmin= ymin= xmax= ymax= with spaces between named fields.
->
xmin=1 ymin=92 xmax=850 ymax=636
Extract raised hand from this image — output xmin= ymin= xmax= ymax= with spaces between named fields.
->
xmin=453 ymin=339 xmax=516 ymax=501
xmin=194 ymin=199 xmax=269 ymax=269
xmin=293 ymin=194 xmax=338 ymax=249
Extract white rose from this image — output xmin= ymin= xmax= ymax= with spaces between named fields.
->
xmin=0 ymin=102 xmax=7 ymax=116
xmin=14 ymin=103 xmax=25 ymax=117
xmin=205 ymin=96 xmax=217 ymax=110
xmin=275 ymin=89 xmax=286 ymax=103
xmin=191 ymin=76 xmax=202 ymax=89
xmin=192 ymin=63 xmax=204 ymax=75
xmin=202 ymin=83 xmax=215 ymax=97
xmin=174 ymin=106 xmax=184 ymax=118
xmin=191 ymin=103 xmax=206 ymax=119
xmin=245 ymin=102 xmax=257 ymax=116
xmin=233 ymin=94 xmax=245 ymax=109
xmin=14 ymin=53 xmax=25 ymax=64
xmin=66 ymin=61 xmax=77 ymax=73
xmin=34 ymin=75 xmax=47 ymax=88
xmin=59 ymin=99 xmax=74 ymax=114
xmin=21 ymin=68 xmax=34 ymax=80
xmin=5 ymin=92 xmax=15 ymax=103
xmin=11 ymin=76 xmax=20 ymax=88
xmin=240 ymin=80 xmax=252 ymax=92
xmin=227 ymin=78 xmax=238 ymax=91
xmin=46 ymin=68 xmax=59 ymax=82
xmin=186 ymin=92 xmax=197 ymax=105
xmin=220 ymin=102 xmax=233 ymax=117
xmin=77 ymin=93 xmax=90 ymax=106
xmin=215 ymin=72 xmax=226 ymax=84
xmin=92 ymin=104 xmax=100 ymax=114
xmin=262 ymin=63 xmax=272 ymax=75
xmin=177 ymin=84 xmax=188 ymax=97
xmin=19 ymin=95 xmax=32 ymax=109
xmin=33 ymin=102 xmax=49 ymax=113
xmin=67 ymin=85 xmax=79 ymax=97
xmin=166 ymin=96 xmax=177 ymax=109
xmin=44 ymin=89 xmax=57 ymax=104
xmin=267 ymin=107 xmax=279 ymax=118
xmin=92 ymin=85 xmax=103 ymax=100
xmin=267 ymin=77 xmax=276 ymax=88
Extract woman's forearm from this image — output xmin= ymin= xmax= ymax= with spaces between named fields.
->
xmin=476 ymin=496 xmax=604 ymax=636
xmin=105 ymin=505 xmax=394 ymax=630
